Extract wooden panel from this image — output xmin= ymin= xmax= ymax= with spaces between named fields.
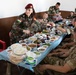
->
xmin=0 ymin=17 xmax=17 ymax=47
xmin=60 ymin=10 xmax=71 ymax=18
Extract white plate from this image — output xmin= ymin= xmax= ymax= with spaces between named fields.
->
xmin=13 ymin=47 xmax=27 ymax=55
xmin=9 ymin=51 xmax=26 ymax=60
xmin=10 ymin=43 xmax=22 ymax=50
xmin=26 ymin=51 xmax=36 ymax=58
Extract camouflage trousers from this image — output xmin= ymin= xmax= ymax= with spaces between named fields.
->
xmin=34 ymin=56 xmax=65 ymax=75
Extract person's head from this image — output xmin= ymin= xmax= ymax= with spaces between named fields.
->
xmin=72 ymin=18 xmax=76 ymax=27
xmin=70 ymin=11 xmax=74 ymax=16
xmin=25 ymin=3 xmax=35 ymax=17
xmin=73 ymin=28 xmax=76 ymax=40
xmin=59 ymin=11 xmax=61 ymax=15
xmin=43 ymin=13 xmax=48 ymax=19
xmin=55 ymin=2 xmax=60 ymax=9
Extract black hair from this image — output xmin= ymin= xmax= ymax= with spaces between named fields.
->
xmin=56 ymin=2 xmax=60 ymax=5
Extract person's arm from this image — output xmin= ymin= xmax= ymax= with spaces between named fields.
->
xmin=66 ymin=42 xmax=75 ymax=46
xmin=46 ymin=63 xmax=72 ymax=73
xmin=39 ymin=63 xmax=72 ymax=73
xmin=57 ymin=27 xmax=66 ymax=33
xmin=47 ymin=52 xmax=60 ymax=57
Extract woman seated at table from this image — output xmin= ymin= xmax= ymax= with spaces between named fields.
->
xmin=10 ymin=3 xmax=47 ymax=44
xmin=34 ymin=28 xmax=76 ymax=75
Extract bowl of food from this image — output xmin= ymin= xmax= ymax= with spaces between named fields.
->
xmin=19 ymin=40 xmax=25 ymax=43
xmin=21 ymin=43 xmax=31 ymax=51
xmin=34 ymin=51 xmax=41 ymax=57
xmin=38 ymin=46 xmax=46 ymax=52
xmin=42 ymin=45 xmax=48 ymax=48
xmin=29 ymin=36 xmax=37 ymax=42
xmin=28 ymin=43 xmax=37 ymax=48
xmin=26 ymin=57 xmax=35 ymax=64
xmin=50 ymin=36 xmax=57 ymax=42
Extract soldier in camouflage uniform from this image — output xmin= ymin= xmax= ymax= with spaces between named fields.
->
xmin=38 ymin=13 xmax=55 ymax=28
xmin=10 ymin=4 xmax=46 ymax=44
xmin=48 ymin=2 xmax=60 ymax=21
xmin=34 ymin=28 xmax=76 ymax=75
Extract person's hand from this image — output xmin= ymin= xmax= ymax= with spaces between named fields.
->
xmin=55 ymin=49 xmax=68 ymax=53
xmin=23 ymin=30 xmax=30 ymax=34
xmin=61 ymin=45 xmax=67 ymax=49
xmin=47 ymin=52 xmax=59 ymax=57
xmin=57 ymin=27 xmax=66 ymax=33
xmin=47 ymin=22 xmax=55 ymax=27
xmin=59 ymin=51 xmax=69 ymax=57
xmin=47 ymin=53 xmax=54 ymax=57
xmin=55 ymin=49 xmax=69 ymax=57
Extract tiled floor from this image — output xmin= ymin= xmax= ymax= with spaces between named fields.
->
xmin=0 ymin=60 xmax=35 ymax=75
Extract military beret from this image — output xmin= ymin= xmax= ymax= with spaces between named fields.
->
xmin=25 ymin=3 xmax=33 ymax=9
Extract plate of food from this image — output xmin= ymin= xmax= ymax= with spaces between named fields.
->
xmin=13 ymin=47 xmax=27 ymax=56
xmin=9 ymin=51 xmax=26 ymax=60
xmin=10 ymin=43 xmax=22 ymax=50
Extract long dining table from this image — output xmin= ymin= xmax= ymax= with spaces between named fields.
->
xmin=0 ymin=33 xmax=66 ymax=72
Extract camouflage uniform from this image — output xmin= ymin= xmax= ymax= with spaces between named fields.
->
xmin=34 ymin=45 xmax=76 ymax=75
xmin=48 ymin=6 xmax=59 ymax=21
xmin=10 ymin=13 xmax=46 ymax=44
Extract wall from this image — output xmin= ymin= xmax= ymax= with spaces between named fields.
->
xmin=52 ymin=0 xmax=76 ymax=11
xmin=0 ymin=0 xmax=76 ymax=18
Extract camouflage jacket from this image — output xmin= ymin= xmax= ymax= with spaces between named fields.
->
xmin=48 ymin=6 xmax=59 ymax=15
xmin=10 ymin=13 xmax=46 ymax=44
xmin=48 ymin=6 xmax=59 ymax=21
xmin=65 ymin=45 xmax=76 ymax=70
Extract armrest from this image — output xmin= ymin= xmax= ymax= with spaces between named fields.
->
xmin=0 ymin=40 xmax=6 ymax=50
